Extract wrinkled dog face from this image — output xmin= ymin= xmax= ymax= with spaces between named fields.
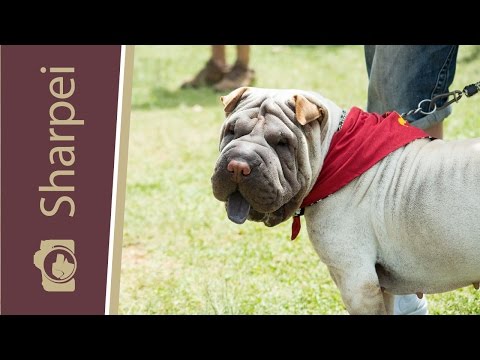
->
xmin=211 ymin=87 xmax=329 ymax=227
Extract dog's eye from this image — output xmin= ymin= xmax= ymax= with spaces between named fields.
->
xmin=226 ymin=123 xmax=235 ymax=136
xmin=277 ymin=138 xmax=288 ymax=147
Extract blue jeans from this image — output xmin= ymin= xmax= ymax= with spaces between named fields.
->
xmin=365 ymin=45 xmax=459 ymax=129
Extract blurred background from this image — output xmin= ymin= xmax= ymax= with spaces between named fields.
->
xmin=120 ymin=45 xmax=480 ymax=314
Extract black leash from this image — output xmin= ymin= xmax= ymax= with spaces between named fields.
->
xmin=401 ymin=81 xmax=480 ymax=118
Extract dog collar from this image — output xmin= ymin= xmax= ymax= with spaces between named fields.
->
xmin=291 ymin=107 xmax=431 ymax=240
xmin=291 ymin=110 xmax=347 ymax=221
xmin=337 ymin=109 xmax=347 ymax=131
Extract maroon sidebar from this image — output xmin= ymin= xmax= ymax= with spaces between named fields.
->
xmin=1 ymin=46 xmax=121 ymax=314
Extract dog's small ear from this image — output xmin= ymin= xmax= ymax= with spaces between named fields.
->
xmin=220 ymin=86 xmax=250 ymax=113
xmin=293 ymin=94 xmax=328 ymax=125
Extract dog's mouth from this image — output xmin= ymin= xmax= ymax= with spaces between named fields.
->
xmin=226 ymin=191 xmax=251 ymax=224
xmin=226 ymin=190 xmax=289 ymax=227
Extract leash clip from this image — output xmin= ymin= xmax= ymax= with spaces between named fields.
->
xmin=401 ymin=78 xmax=480 ymax=118
xmin=430 ymin=90 xmax=463 ymax=111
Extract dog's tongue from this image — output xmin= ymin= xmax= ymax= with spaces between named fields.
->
xmin=227 ymin=191 xmax=250 ymax=224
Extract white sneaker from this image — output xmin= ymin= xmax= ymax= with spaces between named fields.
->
xmin=394 ymin=294 xmax=428 ymax=315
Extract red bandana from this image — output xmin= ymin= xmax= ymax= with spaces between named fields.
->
xmin=291 ymin=107 xmax=431 ymax=240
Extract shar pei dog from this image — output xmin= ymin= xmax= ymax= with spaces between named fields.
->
xmin=211 ymin=86 xmax=480 ymax=314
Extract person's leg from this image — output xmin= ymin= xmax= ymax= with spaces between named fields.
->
xmin=212 ymin=45 xmax=227 ymax=68
xmin=214 ymin=45 xmax=255 ymax=92
xmin=181 ymin=45 xmax=228 ymax=88
xmin=423 ymin=123 xmax=443 ymax=139
xmin=365 ymin=45 xmax=459 ymax=315
xmin=236 ymin=45 xmax=250 ymax=67
xmin=365 ymin=45 xmax=458 ymax=138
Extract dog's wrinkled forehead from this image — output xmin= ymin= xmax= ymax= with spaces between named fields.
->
xmin=221 ymin=87 xmax=333 ymax=127
xmin=236 ymin=88 xmax=323 ymax=112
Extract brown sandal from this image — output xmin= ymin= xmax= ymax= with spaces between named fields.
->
xmin=181 ymin=59 xmax=228 ymax=89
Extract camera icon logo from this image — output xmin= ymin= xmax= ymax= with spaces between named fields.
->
xmin=33 ymin=240 xmax=77 ymax=292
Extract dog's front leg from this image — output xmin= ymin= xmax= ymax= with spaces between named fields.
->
xmin=330 ymin=267 xmax=388 ymax=315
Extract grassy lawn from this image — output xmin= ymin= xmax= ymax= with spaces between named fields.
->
xmin=119 ymin=45 xmax=480 ymax=314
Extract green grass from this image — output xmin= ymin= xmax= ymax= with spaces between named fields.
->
xmin=119 ymin=45 xmax=480 ymax=314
